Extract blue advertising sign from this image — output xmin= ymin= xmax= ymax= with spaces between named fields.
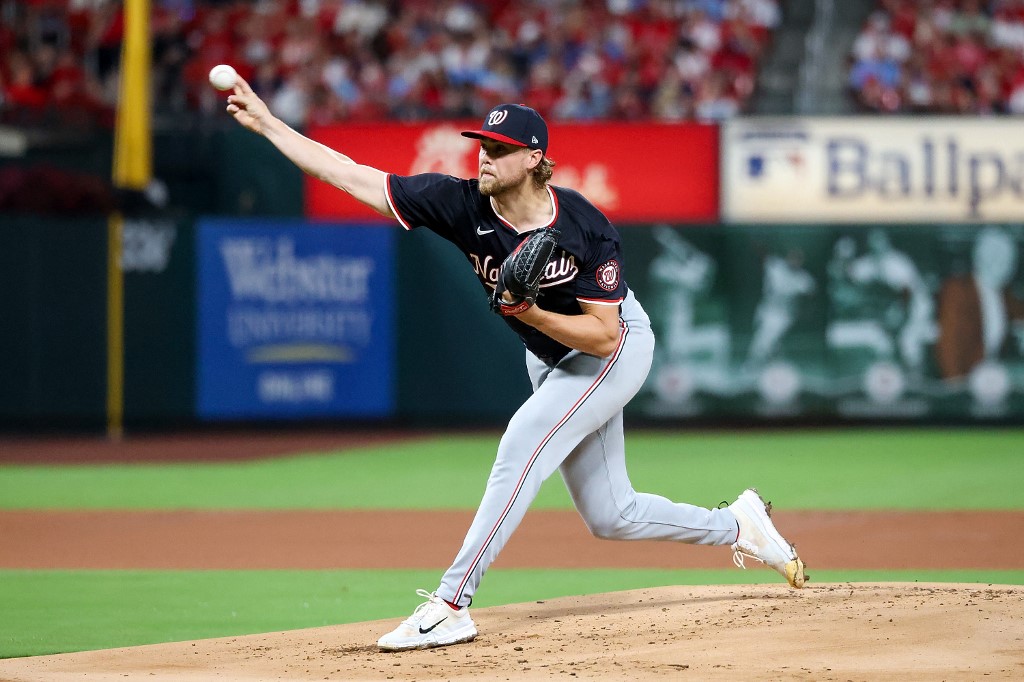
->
xmin=196 ymin=220 xmax=394 ymax=419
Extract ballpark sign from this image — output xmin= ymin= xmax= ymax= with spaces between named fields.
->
xmin=196 ymin=219 xmax=395 ymax=419
xmin=722 ymin=117 xmax=1024 ymax=223
xmin=306 ymin=122 xmax=719 ymax=223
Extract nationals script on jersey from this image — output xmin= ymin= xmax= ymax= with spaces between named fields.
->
xmin=385 ymin=173 xmax=627 ymax=365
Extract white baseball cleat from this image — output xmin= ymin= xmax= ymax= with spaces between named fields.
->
xmin=377 ymin=589 xmax=478 ymax=651
xmin=729 ymin=488 xmax=807 ymax=588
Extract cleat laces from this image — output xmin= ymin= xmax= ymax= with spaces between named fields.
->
xmin=731 ymin=540 xmax=765 ymax=570
xmin=402 ymin=589 xmax=440 ymax=625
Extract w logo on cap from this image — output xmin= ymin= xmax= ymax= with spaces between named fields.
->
xmin=461 ymin=103 xmax=548 ymax=154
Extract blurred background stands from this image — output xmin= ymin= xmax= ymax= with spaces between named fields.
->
xmin=0 ymin=0 xmax=783 ymax=129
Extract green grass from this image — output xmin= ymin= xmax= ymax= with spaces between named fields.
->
xmin=1 ymin=428 xmax=1022 ymax=510
xmin=2 ymin=568 xmax=1022 ymax=659
xmin=1 ymin=428 xmax=1022 ymax=659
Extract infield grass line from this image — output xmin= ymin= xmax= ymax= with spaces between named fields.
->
xmin=1 ymin=429 xmax=1022 ymax=510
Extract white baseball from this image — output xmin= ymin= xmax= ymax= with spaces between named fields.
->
xmin=208 ymin=64 xmax=238 ymax=91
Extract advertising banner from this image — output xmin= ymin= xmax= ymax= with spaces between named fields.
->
xmin=622 ymin=223 xmax=1024 ymax=421
xmin=722 ymin=118 xmax=1024 ymax=223
xmin=306 ymin=122 xmax=719 ymax=223
xmin=196 ymin=220 xmax=394 ymax=419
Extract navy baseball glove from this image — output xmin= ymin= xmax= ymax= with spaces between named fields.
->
xmin=490 ymin=227 xmax=561 ymax=316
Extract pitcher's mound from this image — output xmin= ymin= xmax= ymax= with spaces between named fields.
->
xmin=2 ymin=583 xmax=1021 ymax=681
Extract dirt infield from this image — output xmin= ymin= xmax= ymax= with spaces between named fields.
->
xmin=1 ymin=509 xmax=1023 ymax=570
xmin=1 ymin=432 xmax=1022 ymax=680
xmin=1 ymin=508 xmax=1022 ymax=681
xmin=0 ymin=583 xmax=1020 ymax=681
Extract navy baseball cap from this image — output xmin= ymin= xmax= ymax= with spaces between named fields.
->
xmin=462 ymin=104 xmax=548 ymax=154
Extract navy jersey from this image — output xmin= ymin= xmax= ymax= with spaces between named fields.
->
xmin=385 ymin=173 xmax=627 ymax=364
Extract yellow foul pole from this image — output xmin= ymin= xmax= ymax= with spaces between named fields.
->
xmin=109 ymin=0 xmax=152 ymax=438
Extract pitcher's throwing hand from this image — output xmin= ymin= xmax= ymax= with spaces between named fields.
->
xmin=226 ymin=76 xmax=271 ymax=136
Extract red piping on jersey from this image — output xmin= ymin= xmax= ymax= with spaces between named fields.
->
xmin=452 ymin=318 xmax=630 ymax=605
xmin=383 ymin=174 xmax=414 ymax=231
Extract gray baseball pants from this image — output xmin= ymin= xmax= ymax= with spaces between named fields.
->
xmin=438 ymin=290 xmax=739 ymax=607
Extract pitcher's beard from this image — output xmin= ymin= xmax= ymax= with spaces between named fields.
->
xmin=479 ymin=171 xmax=526 ymax=197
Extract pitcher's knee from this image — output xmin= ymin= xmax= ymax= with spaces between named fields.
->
xmin=583 ymin=505 xmax=636 ymax=540
xmin=586 ymin=517 xmax=628 ymax=540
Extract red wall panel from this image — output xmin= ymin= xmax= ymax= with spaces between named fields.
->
xmin=305 ymin=122 xmax=719 ymax=223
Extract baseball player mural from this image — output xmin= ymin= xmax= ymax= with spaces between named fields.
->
xmin=225 ymin=76 xmax=806 ymax=651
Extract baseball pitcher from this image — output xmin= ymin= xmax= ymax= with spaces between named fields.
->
xmin=225 ymin=77 xmax=806 ymax=651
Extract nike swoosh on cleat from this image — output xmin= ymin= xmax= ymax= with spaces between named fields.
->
xmin=476 ymin=226 xmax=494 ymax=235
xmin=418 ymin=617 xmax=447 ymax=634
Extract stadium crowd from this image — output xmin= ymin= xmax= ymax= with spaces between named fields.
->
xmin=849 ymin=0 xmax=1024 ymax=114
xmin=1 ymin=0 xmax=781 ymax=128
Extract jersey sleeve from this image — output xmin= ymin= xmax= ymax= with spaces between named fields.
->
xmin=385 ymin=173 xmax=469 ymax=239
xmin=575 ymin=231 xmax=627 ymax=305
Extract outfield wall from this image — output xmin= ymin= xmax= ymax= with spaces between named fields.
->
xmin=3 ymin=217 xmax=1022 ymax=428
xmin=2 ymin=119 xmax=1024 ymax=429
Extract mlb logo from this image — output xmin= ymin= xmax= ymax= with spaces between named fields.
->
xmin=743 ymin=149 xmax=804 ymax=183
